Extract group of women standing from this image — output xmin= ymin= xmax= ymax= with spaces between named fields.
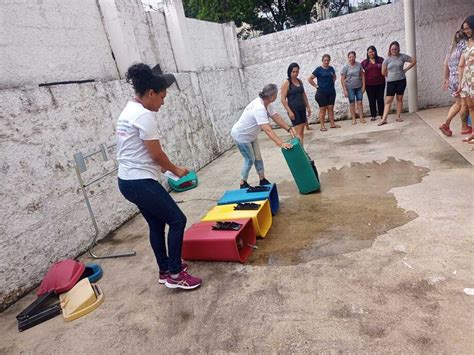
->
xmin=280 ymin=40 xmax=416 ymax=142
xmin=439 ymin=15 xmax=474 ymax=144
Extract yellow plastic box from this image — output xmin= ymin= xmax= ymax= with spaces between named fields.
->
xmin=59 ymin=278 xmax=104 ymax=322
xmin=201 ymin=200 xmax=272 ymax=237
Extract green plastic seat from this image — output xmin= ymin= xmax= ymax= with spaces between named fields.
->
xmin=281 ymin=138 xmax=320 ymax=194
xmin=168 ymin=171 xmax=198 ymax=192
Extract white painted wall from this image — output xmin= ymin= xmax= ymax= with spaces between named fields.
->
xmin=0 ymin=0 xmax=119 ymax=89
xmin=186 ymin=18 xmax=241 ymax=71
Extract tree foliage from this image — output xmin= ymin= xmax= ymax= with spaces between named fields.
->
xmin=183 ymin=0 xmax=323 ymax=38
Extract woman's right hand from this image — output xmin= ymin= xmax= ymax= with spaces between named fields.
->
xmin=280 ymin=142 xmax=292 ymax=150
xmin=288 ymin=110 xmax=295 ymax=120
xmin=343 ymin=89 xmax=348 ymax=98
xmin=175 ymin=166 xmax=189 ymax=178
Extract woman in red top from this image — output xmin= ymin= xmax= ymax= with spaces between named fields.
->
xmin=361 ymin=46 xmax=385 ymax=121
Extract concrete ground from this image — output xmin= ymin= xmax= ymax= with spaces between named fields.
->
xmin=1 ymin=107 xmax=473 ymax=353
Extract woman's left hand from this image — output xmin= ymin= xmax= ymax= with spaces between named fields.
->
xmin=307 ymin=108 xmax=312 ymax=118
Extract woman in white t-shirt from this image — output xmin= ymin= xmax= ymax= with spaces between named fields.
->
xmin=117 ymin=63 xmax=201 ymax=290
xmin=231 ymin=84 xmax=295 ymax=189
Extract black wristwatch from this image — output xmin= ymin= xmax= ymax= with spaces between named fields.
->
xmin=287 ymin=127 xmax=292 ymax=132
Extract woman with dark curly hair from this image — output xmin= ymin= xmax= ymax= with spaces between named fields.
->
xmin=281 ymin=62 xmax=312 ymax=145
xmin=116 ymin=63 xmax=201 ymax=290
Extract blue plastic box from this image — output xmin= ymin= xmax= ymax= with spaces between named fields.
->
xmin=217 ymin=183 xmax=279 ymax=215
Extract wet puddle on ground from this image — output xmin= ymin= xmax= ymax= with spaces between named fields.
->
xmin=248 ymin=157 xmax=430 ymax=266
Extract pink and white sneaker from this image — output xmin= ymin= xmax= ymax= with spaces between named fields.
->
xmin=159 ymin=263 xmax=188 ymax=284
xmin=165 ymin=271 xmax=202 ymax=290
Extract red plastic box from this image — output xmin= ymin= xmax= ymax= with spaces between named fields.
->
xmin=182 ymin=219 xmax=256 ymax=263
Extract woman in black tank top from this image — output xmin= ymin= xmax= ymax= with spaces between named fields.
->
xmin=281 ymin=63 xmax=312 ymax=145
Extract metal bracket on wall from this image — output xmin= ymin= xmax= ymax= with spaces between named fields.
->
xmin=73 ymin=143 xmax=136 ymax=259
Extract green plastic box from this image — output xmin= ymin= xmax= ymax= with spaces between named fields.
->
xmin=281 ymin=138 xmax=320 ymax=194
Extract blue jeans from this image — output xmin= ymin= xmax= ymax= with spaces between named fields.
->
xmin=118 ymin=178 xmax=186 ymax=274
xmin=348 ymin=87 xmax=363 ymax=103
xmin=235 ymin=139 xmax=264 ymax=181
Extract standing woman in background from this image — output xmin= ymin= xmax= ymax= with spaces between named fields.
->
xmin=281 ymin=62 xmax=312 ymax=145
xmin=116 ymin=63 xmax=201 ymax=290
xmin=341 ymin=51 xmax=366 ymax=124
xmin=439 ymin=29 xmax=469 ymax=137
xmin=308 ymin=54 xmax=341 ymax=131
xmin=378 ymin=41 xmax=417 ymax=126
xmin=457 ymin=15 xmax=474 ymax=144
xmin=361 ymin=46 xmax=385 ymax=122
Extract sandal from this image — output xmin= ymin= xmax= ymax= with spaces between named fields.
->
xmin=439 ymin=123 xmax=452 ymax=137
xmin=396 ymin=118 xmax=404 ymax=122
xmin=330 ymin=125 xmax=341 ymax=128
xmin=320 ymin=127 xmax=328 ymax=132
xmin=377 ymin=121 xmax=388 ymax=126
xmin=462 ymin=135 xmax=474 ymax=143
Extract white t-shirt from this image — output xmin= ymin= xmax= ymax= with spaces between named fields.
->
xmin=231 ymin=97 xmax=276 ymax=143
xmin=116 ymin=101 xmax=161 ymax=180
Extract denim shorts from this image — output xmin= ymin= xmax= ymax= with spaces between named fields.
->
xmin=348 ymin=87 xmax=363 ymax=103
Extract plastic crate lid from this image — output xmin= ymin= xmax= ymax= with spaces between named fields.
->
xmin=37 ymin=259 xmax=85 ymax=296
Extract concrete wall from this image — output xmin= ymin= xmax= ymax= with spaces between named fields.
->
xmin=98 ymin=0 xmax=178 ymax=77
xmin=239 ymin=0 xmax=472 ymax=121
xmin=414 ymin=0 xmax=474 ymax=109
xmin=0 ymin=0 xmax=119 ymax=89
xmin=186 ymin=19 xmax=241 ymax=71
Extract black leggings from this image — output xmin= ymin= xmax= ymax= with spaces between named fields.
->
xmin=366 ymin=84 xmax=385 ymax=118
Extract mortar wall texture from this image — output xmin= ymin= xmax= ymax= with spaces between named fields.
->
xmin=1 ymin=0 xmax=471 ymax=308
xmin=0 ymin=0 xmax=119 ymax=89
xmin=186 ymin=18 xmax=240 ymax=71
xmin=239 ymin=0 xmax=472 ymax=121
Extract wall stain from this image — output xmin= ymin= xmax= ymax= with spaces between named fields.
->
xmin=248 ymin=157 xmax=430 ymax=266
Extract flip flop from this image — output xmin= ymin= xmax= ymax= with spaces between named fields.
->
xmin=439 ymin=123 xmax=452 ymax=137
xmin=370 ymin=117 xmax=377 ymax=121
xmin=377 ymin=121 xmax=387 ymax=126
xmin=462 ymin=135 xmax=474 ymax=143
xmin=396 ymin=118 xmax=404 ymax=122
xmin=330 ymin=125 xmax=341 ymax=128
xmin=320 ymin=127 xmax=328 ymax=132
